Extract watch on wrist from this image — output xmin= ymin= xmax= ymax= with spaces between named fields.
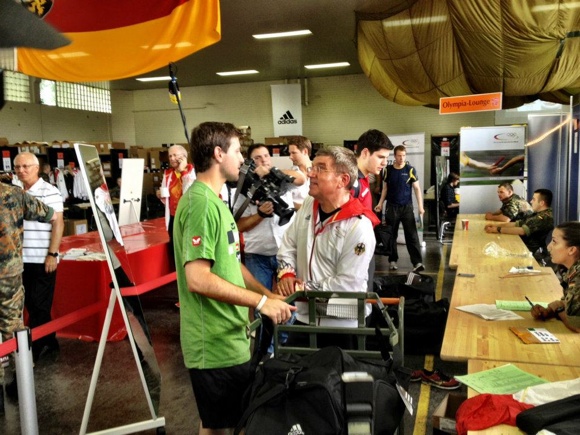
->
xmin=497 ymin=226 xmax=501 ymax=234
xmin=554 ymin=306 xmax=566 ymax=316
xmin=47 ymin=252 xmax=59 ymax=258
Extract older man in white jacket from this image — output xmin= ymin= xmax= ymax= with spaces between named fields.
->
xmin=276 ymin=146 xmax=379 ymax=348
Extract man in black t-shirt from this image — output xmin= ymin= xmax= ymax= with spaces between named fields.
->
xmin=375 ymin=145 xmax=424 ymax=272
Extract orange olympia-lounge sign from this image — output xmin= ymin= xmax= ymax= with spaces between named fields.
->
xmin=439 ymin=92 xmax=503 ymax=115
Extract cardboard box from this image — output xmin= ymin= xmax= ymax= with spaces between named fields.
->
xmin=432 ymin=393 xmax=466 ymax=434
xmin=129 ymin=146 xmax=149 ymax=163
xmin=149 ymin=150 xmax=161 ymax=169
xmin=65 ymin=219 xmax=88 ymax=236
xmin=142 ymin=172 xmax=162 ymax=195
xmin=265 ymin=137 xmax=287 ymax=146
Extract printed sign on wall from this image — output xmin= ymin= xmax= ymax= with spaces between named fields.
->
xmin=271 ymin=84 xmax=302 ymax=136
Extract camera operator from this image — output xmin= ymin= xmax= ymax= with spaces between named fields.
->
xmin=233 ymin=144 xmax=305 ymax=291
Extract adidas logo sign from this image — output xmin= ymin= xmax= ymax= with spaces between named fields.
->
xmin=288 ymin=423 xmax=305 ymax=435
xmin=278 ymin=110 xmax=298 ymax=124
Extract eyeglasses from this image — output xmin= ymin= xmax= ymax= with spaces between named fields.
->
xmin=306 ymin=165 xmax=337 ymax=175
xmin=14 ymin=164 xmax=38 ymax=170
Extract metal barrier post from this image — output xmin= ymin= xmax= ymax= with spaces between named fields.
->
xmin=13 ymin=328 xmax=39 ymax=435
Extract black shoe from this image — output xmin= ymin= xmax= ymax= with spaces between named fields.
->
xmin=5 ymin=378 xmax=17 ymax=400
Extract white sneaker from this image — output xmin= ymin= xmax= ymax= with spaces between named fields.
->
xmin=413 ymin=263 xmax=425 ymax=273
xmin=390 ymin=262 xmax=398 ymax=270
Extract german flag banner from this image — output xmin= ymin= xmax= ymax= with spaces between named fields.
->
xmin=16 ymin=0 xmax=221 ymax=82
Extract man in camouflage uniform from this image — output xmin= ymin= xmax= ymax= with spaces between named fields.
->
xmin=485 ymin=182 xmax=533 ymax=222
xmin=0 ymin=182 xmax=55 ymax=398
xmin=484 ymin=188 xmax=554 ymax=253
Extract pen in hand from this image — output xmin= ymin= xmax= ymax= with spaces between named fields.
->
xmin=526 ymin=296 xmax=544 ymax=320
xmin=524 ymin=296 xmax=534 ymax=308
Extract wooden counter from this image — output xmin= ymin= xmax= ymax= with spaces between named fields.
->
xmin=440 ymin=266 xmax=580 ymax=367
xmin=448 ymin=214 xmax=534 ymax=270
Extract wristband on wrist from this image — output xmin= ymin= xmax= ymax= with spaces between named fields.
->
xmin=554 ymin=305 xmax=566 ymax=318
xmin=256 ymin=295 xmax=268 ymax=312
xmin=257 ymin=209 xmax=273 ymax=218
xmin=279 ymin=272 xmax=295 ymax=281
xmin=277 ymin=263 xmax=296 ymax=280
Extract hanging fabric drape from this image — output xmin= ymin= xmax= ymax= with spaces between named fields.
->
xmin=16 ymin=0 xmax=221 ymax=83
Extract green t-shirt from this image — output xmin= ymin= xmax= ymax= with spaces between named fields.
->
xmin=174 ymin=181 xmax=250 ymax=369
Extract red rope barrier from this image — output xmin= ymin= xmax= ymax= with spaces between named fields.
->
xmin=0 ymin=271 xmax=177 ymax=358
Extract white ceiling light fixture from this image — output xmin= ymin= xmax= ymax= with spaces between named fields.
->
xmin=305 ymin=62 xmax=350 ymax=70
xmin=253 ymin=30 xmax=312 ymax=39
xmin=136 ymin=76 xmax=172 ymax=82
xmin=216 ymin=70 xmax=259 ymax=76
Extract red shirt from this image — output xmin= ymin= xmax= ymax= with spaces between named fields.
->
xmin=165 ymin=163 xmax=194 ymax=216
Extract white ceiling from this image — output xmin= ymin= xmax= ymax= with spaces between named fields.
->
xmin=111 ymin=0 xmax=384 ymax=91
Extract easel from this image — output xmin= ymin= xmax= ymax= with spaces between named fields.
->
xmin=75 ymin=144 xmax=165 ymax=434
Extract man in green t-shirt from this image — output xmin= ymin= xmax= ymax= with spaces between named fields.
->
xmin=174 ymin=122 xmax=295 ymax=435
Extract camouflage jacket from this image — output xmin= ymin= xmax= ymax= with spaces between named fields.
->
xmin=515 ymin=208 xmax=554 ymax=253
xmin=562 ymin=259 xmax=580 ymax=326
xmin=500 ymin=193 xmax=533 ymax=221
xmin=0 ymin=183 xmax=54 ymax=277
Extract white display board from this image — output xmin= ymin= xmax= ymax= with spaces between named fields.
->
xmin=118 ymin=158 xmax=145 ymax=226
xmin=459 ymin=126 xmax=526 ymax=214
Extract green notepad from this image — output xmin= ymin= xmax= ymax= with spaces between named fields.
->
xmin=455 ymin=364 xmax=548 ymax=394
xmin=496 ymin=300 xmax=549 ymax=311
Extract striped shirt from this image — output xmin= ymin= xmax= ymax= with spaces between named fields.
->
xmin=22 ymin=178 xmax=64 ymax=264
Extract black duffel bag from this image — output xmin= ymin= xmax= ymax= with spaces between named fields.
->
xmin=236 ymin=346 xmax=409 ymax=435
xmin=373 ymin=273 xmax=435 ymax=302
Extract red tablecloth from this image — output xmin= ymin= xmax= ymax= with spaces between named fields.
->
xmin=52 ymin=218 xmax=172 ymax=342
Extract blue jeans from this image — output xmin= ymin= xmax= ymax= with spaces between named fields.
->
xmin=244 ymin=253 xmax=295 ymax=351
xmin=244 ymin=253 xmax=277 ymax=290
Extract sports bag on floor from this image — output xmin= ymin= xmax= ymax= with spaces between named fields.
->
xmin=235 ymin=346 xmax=409 ymax=435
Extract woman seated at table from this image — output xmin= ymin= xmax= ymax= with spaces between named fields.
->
xmin=531 ymin=221 xmax=580 ymax=332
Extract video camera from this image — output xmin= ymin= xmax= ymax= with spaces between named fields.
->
xmin=235 ymin=159 xmax=295 ymax=226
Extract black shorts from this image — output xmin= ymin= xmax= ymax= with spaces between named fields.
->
xmin=189 ymin=361 xmax=252 ymax=429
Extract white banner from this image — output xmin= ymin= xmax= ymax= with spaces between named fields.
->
xmin=271 ymin=84 xmax=302 ymax=136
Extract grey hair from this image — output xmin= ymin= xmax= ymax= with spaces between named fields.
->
xmin=315 ymin=146 xmax=358 ymax=190
xmin=14 ymin=152 xmax=40 ymax=165
xmin=169 ymin=144 xmax=188 ymax=157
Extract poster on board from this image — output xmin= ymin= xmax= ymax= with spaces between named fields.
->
xmin=118 ymin=158 xmax=145 ymax=226
xmin=459 ymin=126 xmax=526 ymax=213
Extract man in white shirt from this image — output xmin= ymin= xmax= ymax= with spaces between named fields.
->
xmin=14 ymin=152 xmax=65 ymax=362
xmin=287 ymin=136 xmax=313 ymax=210
xmin=234 ymin=144 xmax=305 ymax=291
xmin=277 ymin=146 xmax=379 ymax=347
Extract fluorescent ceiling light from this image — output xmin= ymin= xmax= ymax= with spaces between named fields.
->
xmin=382 ymin=16 xmax=448 ymax=27
xmin=305 ymin=62 xmax=350 ymax=70
xmin=136 ymin=76 xmax=171 ymax=82
xmin=216 ymin=70 xmax=259 ymax=76
xmin=253 ymin=30 xmax=312 ymax=39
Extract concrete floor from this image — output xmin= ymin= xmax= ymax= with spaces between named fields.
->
xmin=1 ymin=231 xmax=467 ymax=434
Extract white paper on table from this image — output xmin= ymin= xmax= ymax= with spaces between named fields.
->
xmin=456 ymin=304 xmax=524 ymax=321
xmin=508 ymin=267 xmax=541 ymax=274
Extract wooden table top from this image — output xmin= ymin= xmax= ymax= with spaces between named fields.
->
xmin=448 ymin=214 xmax=535 ymax=270
xmin=466 ymin=359 xmax=580 ymax=434
xmin=440 ymin=266 xmax=580 ymax=367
